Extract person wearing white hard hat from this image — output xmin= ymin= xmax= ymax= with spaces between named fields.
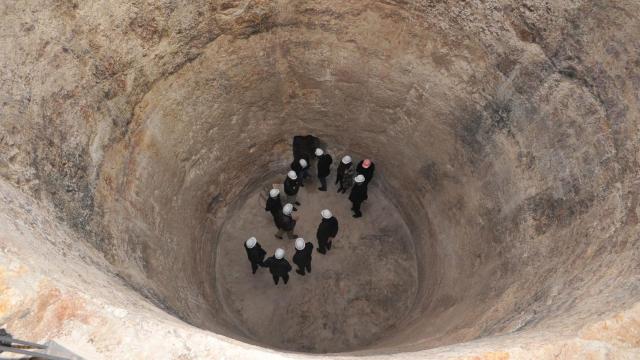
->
xmin=244 ymin=237 xmax=266 ymax=274
xmin=336 ymin=155 xmax=354 ymax=194
xmin=315 ymin=148 xmax=333 ymax=192
xmin=349 ymin=175 xmax=369 ymax=218
xmin=290 ymin=157 xmax=310 ymax=187
xmin=283 ymin=170 xmax=301 ymax=208
xmin=275 ymin=203 xmax=298 ymax=239
xmin=316 ymin=209 xmax=339 ymax=254
xmin=265 ymin=188 xmax=283 ymax=226
xmin=356 ymin=158 xmax=375 ymax=185
xmin=264 ymin=248 xmax=292 ymax=285
xmin=292 ymin=238 xmax=313 ymax=275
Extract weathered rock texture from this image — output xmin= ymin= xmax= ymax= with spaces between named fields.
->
xmin=1 ymin=0 xmax=640 ymax=358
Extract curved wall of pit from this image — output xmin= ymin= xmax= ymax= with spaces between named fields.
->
xmin=2 ymin=0 xmax=640 ymax=356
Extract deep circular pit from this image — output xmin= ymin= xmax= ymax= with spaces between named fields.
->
xmin=216 ymin=175 xmax=418 ymax=353
xmin=3 ymin=1 xmax=639 ymax=357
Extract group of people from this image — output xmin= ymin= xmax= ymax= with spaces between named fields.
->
xmin=244 ymin=142 xmax=376 ymax=285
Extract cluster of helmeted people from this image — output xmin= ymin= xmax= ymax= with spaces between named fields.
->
xmin=244 ymin=141 xmax=376 ymax=285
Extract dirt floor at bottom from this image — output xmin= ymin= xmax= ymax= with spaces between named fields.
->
xmin=216 ymin=176 xmax=419 ymax=353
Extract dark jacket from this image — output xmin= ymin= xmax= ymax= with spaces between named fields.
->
xmin=284 ymin=177 xmax=299 ymax=196
xmin=349 ymin=183 xmax=368 ymax=203
xmin=317 ymin=154 xmax=333 ymax=178
xmin=276 ymin=213 xmax=296 ymax=231
xmin=290 ymin=159 xmax=305 ymax=173
xmin=264 ymin=256 xmax=292 ymax=276
xmin=356 ymin=160 xmax=375 ymax=184
xmin=244 ymin=243 xmax=266 ymax=264
xmin=291 ymin=159 xmax=308 ymax=185
xmin=336 ymin=162 xmax=350 ymax=180
xmin=265 ymin=195 xmax=283 ymax=216
xmin=316 ymin=217 xmax=339 ymax=241
xmin=341 ymin=165 xmax=355 ymax=189
xmin=293 ymin=242 xmax=313 ymax=267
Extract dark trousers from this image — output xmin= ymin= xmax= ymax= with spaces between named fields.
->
xmin=318 ymin=176 xmax=327 ymax=190
xmin=317 ymin=237 xmax=332 ymax=254
xmin=251 ymin=260 xmax=265 ymax=274
xmin=295 ymin=263 xmax=312 ymax=275
xmin=298 ymin=169 xmax=310 ymax=186
xmin=273 ymin=273 xmax=289 ymax=284
xmin=351 ymin=201 xmax=363 ymax=217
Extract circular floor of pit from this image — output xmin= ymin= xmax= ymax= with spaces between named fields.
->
xmin=215 ymin=176 xmax=419 ymax=353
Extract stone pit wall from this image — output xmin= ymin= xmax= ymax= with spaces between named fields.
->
xmin=1 ymin=0 xmax=640 ymax=358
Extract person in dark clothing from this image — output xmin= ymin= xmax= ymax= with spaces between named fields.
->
xmin=315 ymin=148 xmax=333 ymax=191
xmin=316 ymin=209 xmax=339 ymax=254
xmin=340 ymin=165 xmax=355 ymax=194
xmin=265 ymin=188 xmax=284 ymax=225
xmin=244 ymin=237 xmax=266 ymax=274
xmin=264 ymin=248 xmax=292 ymax=285
xmin=291 ymin=158 xmax=310 ymax=186
xmin=292 ymin=238 xmax=313 ymax=275
xmin=349 ymin=175 xmax=368 ymax=218
xmin=275 ymin=203 xmax=298 ymax=239
xmin=356 ymin=158 xmax=375 ymax=185
xmin=336 ymin=155 xmax=354 ymax=193
xmin=284 ymin=171 xmax=301 ymax=206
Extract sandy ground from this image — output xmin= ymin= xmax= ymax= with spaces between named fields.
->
xmin=216 ymin=174 xmax=419 ymax=353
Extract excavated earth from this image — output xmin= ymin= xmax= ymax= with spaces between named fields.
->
xmin=1 ymin=1 xmax=640 ymax=359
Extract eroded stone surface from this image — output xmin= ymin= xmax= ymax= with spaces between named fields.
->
xmin=1 ymin=0 xmax=640 ymax=358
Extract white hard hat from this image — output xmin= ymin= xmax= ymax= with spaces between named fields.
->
xmin=355 ymin=174 xmax=365 ymax=183
xmin=275 ymin=248 xmax=285 ymax=259
xmin=283 ymin=203 xmax=293 ymax=215
xmin=342 ymin=155 xmax=352 ymax=164
xmin=269 ymin=188 xmax=279 ymax=198
xmin=295 ymin=238 xmax=305 ymax=251
xmin=299 ymin=158 xmax=308 ymax=168
xmin=315 ymin=148 xmax=324 ymax=156
xmin=321 ymin=209 xmax=332 ymax=219
xmin=245 ymin=237 xmax=257 ymax=249
xmin=288 ymin=170 xmax=297 ymax=180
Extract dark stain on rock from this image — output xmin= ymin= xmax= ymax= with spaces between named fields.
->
xmin=486 ymin=97 xmax=512 ymax=133
xmin=523 ymin=188 xmax=594 ymax=235
xmin=419 ymin=161 xmax=440 ymax=191
xmin=207 ymin=193 xmax=223 ymax=214
xmin=129 ymin=14 xmax=162 ymax=46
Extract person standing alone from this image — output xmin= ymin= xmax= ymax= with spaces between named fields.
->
xmin=265 ymin=188 xmax=283 ymax=226
xmin=284 ymin=171 xmax=301 ymax=207
xmin=292 ymin=238 xmax=313 ymax=275
xmin=336 ymin=155 xmax=354 ymax=194
xmin=315 ymin=148 xmax=333 ymax=191
xmin=275 ymin=203 xmax=298 ymax=239
xmin=244 ymin=237 xmax=266 ymax=274
xmin=264 ymin=248 xmax=292 ymax=285
xmin=349 ymin=175 xmax=368 ymax=218
xmin=316 ymin=209 xmax=339 ymax=254
xmin=291 ymin=158 xmax=310 ymax=187
xmin=356 ymin=158 xmax=375 ymax=185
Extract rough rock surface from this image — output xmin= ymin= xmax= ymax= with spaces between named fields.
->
xmin=1 ymin=0 xmax=639 ymax=358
